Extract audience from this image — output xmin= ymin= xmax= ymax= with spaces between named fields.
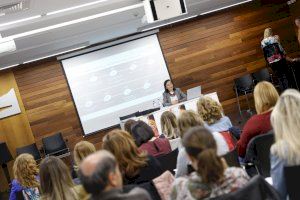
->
xmin=131 ymin=121 xmax=171 ymax=157
xmin=175 ymin=110 xmax=229 ymax=177
xmin=270 ymin=89 xmax=300 ymax=199
xmin=160 ymin=111 xmax=181 ymax=150
xmin=171 ymin=126 xmax=249 ymax=200
xmin=10 ymin=154 xmax=40 ymax=200
xmin=197 ymin=96 xmax=233 ymax=132
xmin=237 ymin=81 xmax=279 ymax=158
xmin=124 ymin=119 xmax=136 ymax=135
xmin=39 ymin=156 xmax=83 ymax=200
xmin=79 ymin=150 xmax=151 ymax=200
xmin=102 ymin=129 xmax=163 ymax=185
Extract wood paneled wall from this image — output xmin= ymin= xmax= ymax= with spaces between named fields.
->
xmin=11 ymin=2 xmax=299 ymax=152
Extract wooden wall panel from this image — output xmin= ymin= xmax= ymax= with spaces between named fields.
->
xmin=159 ymin=2 xmax=299 ymax=113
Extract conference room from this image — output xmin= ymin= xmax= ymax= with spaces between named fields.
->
xmin=0 ymin=0 xmax=300 ymax=199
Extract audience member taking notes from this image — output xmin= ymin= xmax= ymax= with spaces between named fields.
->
xmin=162 ymin=79 xmax=187 ymax=106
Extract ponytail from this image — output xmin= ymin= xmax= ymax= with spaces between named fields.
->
xmin=196 ymin=148 xmax=224 ymax=184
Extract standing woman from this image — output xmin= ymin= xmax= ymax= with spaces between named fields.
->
xmin=261 ymin=28 xmax=292 ymax=90
xmin=162 ymin=79 xmax=187 ymax=106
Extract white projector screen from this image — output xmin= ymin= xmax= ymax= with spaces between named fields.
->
xmin=62 ymin=35 xmax=170 ymax=135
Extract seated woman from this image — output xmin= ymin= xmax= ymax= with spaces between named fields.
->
xmin=197 ymin=96 xmax=232 ymax=132
xmin=160 ymin=111 xmax=181 ymax=150
xmin=131 ymin=121 xmax=172 ymax=157
xmin=175 ymin=110 xmax=229 ymax=177
xmin=102 ymin=129 xmax=163 ymax=185
xmin=237 ymin=81 xmax=279 ymax=158
xmin=124 ymin=119 xmax=137 ymax=135
xmin=162 ymin=79 xmax=187 ymax=107
xmin=9 ymin=154 xmax=40 ymax=200
xmin=270 ymin=89 xmax=300 ymax=199
xmin=171 ymin=126 xmax=249 ymax=200
xmin=39 ymin=156 xmax=85 ymax=200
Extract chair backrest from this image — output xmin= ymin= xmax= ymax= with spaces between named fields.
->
xmin=42 ymin=132 xmax=67 ymax=155
xmin=16 ymin=143 xmax=41 ymax=161
xmin=245 ymin=131 xmax=274 ymax=177
xmin=156 ymin=148 xmax=178 ymax=174
xmin=234 ymin=74 xmax=254 ymax=91
xmin=252 ymin=68 xmax=271 ymax=82
xmin=284 ymin=165 xmax=300 ymax=200
xmin=222 ymin=147 xmax=240 ymax=167
xmin=16 ymin=191 xmax=25 ymax=200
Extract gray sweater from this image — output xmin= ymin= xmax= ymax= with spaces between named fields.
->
xmin=162 ymin=88 xmax=187 ymax=107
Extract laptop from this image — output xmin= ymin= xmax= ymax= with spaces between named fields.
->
xmin=187 ymin=86 xmax=202 ymax=100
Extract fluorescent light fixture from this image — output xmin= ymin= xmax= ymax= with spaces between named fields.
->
xmin=23 ymin=46 xmax=87 ymax=64
xmin=46 ymin=0 xmax=108 ymax=16
xmin=141 ymin=15 xmax=198 ymax=32
xmin=2 ymin=3 xmax=143 ymax=42
xmin=200 ymin=0 xmax=253 ymax=15
xmin=0 ymin=15 xmax=41 ymax=27
xmin=1 ymin=64 xmax=19 ymax=70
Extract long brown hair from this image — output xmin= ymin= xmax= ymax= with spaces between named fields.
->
xmin=160 ymin=111 xmax=178 ymax=139
xmin=102 ymin=129 xmax=147 ymax=178
xmin=73 ymin=141 xmax=96 ymax=168
xmin=39 ymin=156 xmax=78 ymax=200
xmin=183 ymin=127 xmax=225 ymax=184
xmin=13 ymin=153 xmax=39 ymax=188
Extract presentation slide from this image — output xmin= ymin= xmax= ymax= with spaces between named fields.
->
xmin=62 ymin=35 xmax=170 ymax=135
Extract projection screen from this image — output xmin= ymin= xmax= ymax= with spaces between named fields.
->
xmin=62 ymin=35 xmax=170 ymax=135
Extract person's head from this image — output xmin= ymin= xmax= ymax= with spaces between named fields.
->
xmin=264 ymin=28 xmax=273 ymax=38
xmin=102 ymin=129 xmax=147 ymax=178
xmin=164 ymin=79 xmax=174 ymax=93
xmin=197 ymin=96 xmax=223 ymax=125
xmin=160 ymin=111 xmax=178 ymax=139
xmin=183 ymin=126 xmax=225 ymax=184
xmin=124 ymin=119 xmax=136 ymax=135
xmin=39 ymin=156 xmax=78 ymax=200
xmin=271 ymin=89 xmax=300 ymax=164
xmin=13 ymin=153 xmax=39 ymax=188
xmin=131 ymin=120 xmax=154 ymax=146
xmin=295 ymin=17 xmax=300 ymax=27
xmin=74 ymin=141 xmax=96 ymax=168
xmin=254 ymin=81 xmax=279 ymax=114
xmin=177 ymin=110 xmax=204 ymax=138
xmin=79 ymin=150 xmax=122 ymax=196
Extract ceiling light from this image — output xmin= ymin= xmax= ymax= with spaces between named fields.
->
xmin=46 ymin=0 xmax=108 ymax=16
xmin=23 ymin=45 xmax=87 ymax=64
xmin=0 ymin=15 xmax=41 ymax=27
xmin=200 ymin=0 xmax=253 ymax=15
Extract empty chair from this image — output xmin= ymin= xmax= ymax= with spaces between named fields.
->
xmin=42 ymin=132 xmax=70 ymax=158
xmin=252 ymin=68 xmax=272 ymax=83
xmin=284 ymin=165 xmax=300 ymax=200
xmin=244 ymin=131 xmax=274 ymax=177
xmin=16 ymin=143 xmax=41 ymax=161
xmin=156 ymin=148 xmax=178 ymax=174
xmin=222 ymin=147 xmax=240 ymax=168
xmin=234 ymin=74 xmax=254 ymax=118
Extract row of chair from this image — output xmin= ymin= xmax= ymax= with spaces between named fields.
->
xmin=16 ymin=132 xmax=70 ymax=161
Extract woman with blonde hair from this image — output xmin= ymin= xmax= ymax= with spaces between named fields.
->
xmin=175 ymin=110 xmax=229 ymax=177
xmin=102 ymin=129 xmax=163 ymax=184
xmin=160 ymin=111 xmax=181 ymax=150
xmin=73 ymin=141 xmax=96 ymax=170
xmin=197 ymin=96 xmax=232 ymax=132
xmin=171 ymin=127 xmax=249 ymax=200
xmin=9 ymin=153 xmax=40 ymax=200
xmin=39 ymin=156 xmax=83 ymax=200
xmin=237 ymin=81 xmax=279 ymax=157
xmin=270 ymin=89 xmax=300 ymax=199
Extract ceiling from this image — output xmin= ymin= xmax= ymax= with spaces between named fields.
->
xmin=0 ymin=0 xmax=253 ymax=70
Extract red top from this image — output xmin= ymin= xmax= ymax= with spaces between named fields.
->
xmin=237 ymin=111 xmax=272 ymax=157
xmin=138 ymin=138 xmax=172 ymax=157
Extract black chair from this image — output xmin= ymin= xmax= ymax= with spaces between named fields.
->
xmin=244 ymin=131 xmax=274 ymax=177
xmin=0 ymin=142 xmax=13 ymax=185
xmin=16 ymin=143 xmax=41 ymax=161
xmin=42 ymin=132 xmax=70 ymax=158
xmin=234 ymin=74 xmax=254 ymax=118
xmin=156 ymin=148 xmax=178 ymax=174
xmin=223 ymin=147 xmax=240 ymax=167
xmin=212 ymin=175 xmax=281 ymax=200
xmin=284 ymin=165 xmax=300 ymax=200
xmin=252 ymin=68 xmax=272 ymax=83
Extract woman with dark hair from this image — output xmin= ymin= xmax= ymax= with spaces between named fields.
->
xmin=131 ymin=121 xmax=172 ymax=157
xmin=162 ymin=79 xmax=187 ymax=107
xmin=171 ymin=127 xmax=249 ymax=200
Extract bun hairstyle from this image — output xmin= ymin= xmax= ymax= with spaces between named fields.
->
xmin=183 ymin=126 xmax=224 ymax=184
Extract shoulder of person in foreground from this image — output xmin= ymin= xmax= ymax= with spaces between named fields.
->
xmin=126 ymin=187 xmax=152 ymax=200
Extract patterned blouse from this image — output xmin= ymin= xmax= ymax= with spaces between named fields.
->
xmin=261 ymin=36 xmax=285 ymax=64
xmin=170 ymin=167 xmax=249 ymax=200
